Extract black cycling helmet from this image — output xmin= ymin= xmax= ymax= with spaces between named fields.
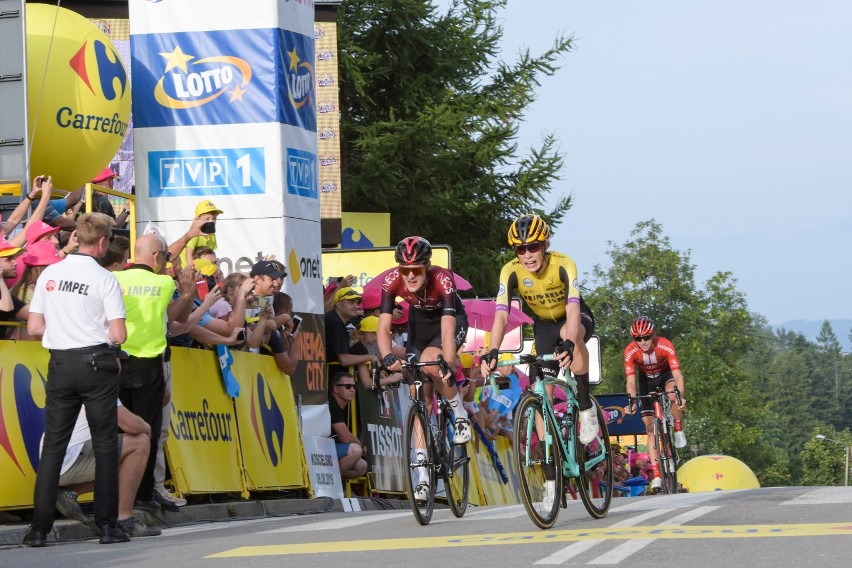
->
xmin=508 ymin=214 xmax=551 ymax=247
xmin=630 ymin=316 xmax=656 ymax=337
xmin=394 ymin=236 xmax=432 ymax=266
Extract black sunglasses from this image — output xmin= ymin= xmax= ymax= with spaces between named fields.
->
xmin=634 ymin=334 xmax=654 ymax=342
xmin=514 ymin=243 xmax=542 ymax=255
xmin=336 ymin=383 xmax=356 ymax=390
xmin=157 ymin=250 xmax=172 ymax=261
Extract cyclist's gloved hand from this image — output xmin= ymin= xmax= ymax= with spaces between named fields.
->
xmin=554 ymin=339 xmax=575 ymax=367
xmin=483 ymin=348 xmax=499 ymax=369
xmin=383 ymin=353 xmax=400 ymax=369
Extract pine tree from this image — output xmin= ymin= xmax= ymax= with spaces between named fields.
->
xmin=337 ymin=0 xmax=573 ymax=293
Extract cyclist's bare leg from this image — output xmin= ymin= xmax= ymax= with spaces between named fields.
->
xmin=643 ymin=414 xmax=660 ymax=477
xmin=560 ymin=321 xmax=591 ymax=410
xmin=421 ymin=346 xmax=468 ymax=418
xmin=409 ymin=381 xmax=432 ymax=487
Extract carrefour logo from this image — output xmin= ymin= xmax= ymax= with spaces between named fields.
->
xmin=69 ymin=38 xmax=128 ymax=102
xmin=250 ymin=373 xmax=285 ymax=467
xmin=285 ymin=46 xmax=313 ymax=112
xmin=154 ymin=46 xmax=252 ymax=109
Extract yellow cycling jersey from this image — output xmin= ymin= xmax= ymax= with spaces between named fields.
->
xmin=494 ymin=251 xmax=582 ymax=322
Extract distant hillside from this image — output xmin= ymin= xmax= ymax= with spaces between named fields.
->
xmin=772 ymin=319 xmax=852 ymax=352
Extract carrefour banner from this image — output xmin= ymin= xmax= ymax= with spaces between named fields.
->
xmin=229 ymin=351 xmax=306 ymax=491
xmin=0 ymin=342 xmax=49 ymax=510
xmin=167 ymin=347 xmax=244 ymax=495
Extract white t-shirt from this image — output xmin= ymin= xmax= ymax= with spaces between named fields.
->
xmin=38 ymin=400 xmax=123 ymax=475
xmin=29 ymin=254 xmax=126 ymax=349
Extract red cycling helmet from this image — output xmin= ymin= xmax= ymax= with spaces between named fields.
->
xmin=394 ymin=236 xmax=432 ymax=266
xmin=630 ymin=316 xmax=655 ymax=337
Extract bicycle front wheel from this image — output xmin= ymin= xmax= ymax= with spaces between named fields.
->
xmin=573 ymin=397 xmax=613 ymax=519
xmin=513 ymin=394 xmax=562 ymax=529
xmin=403 ymin=403 xmax=435 ymax=525
xmin=656 ymin=421 xmax=678 ymax=494
xmin=443 ymin=413 xmax=470 ymax=518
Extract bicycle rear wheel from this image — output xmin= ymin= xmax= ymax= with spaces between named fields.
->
xmin=442 ymin=412 xmax=470 ymax=518
xmin=656 ymin=422 xmax=678 ymax=494
xmin=403 ymin=403 xmax=435 ymax=525
xmin=573 ymin=397 xmax=613 ymax=519
xmin=513 ymin=394 xmax=562 ymax=529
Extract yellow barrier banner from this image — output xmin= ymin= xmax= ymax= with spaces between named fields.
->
xmin=470 ymin=434 xmax=522 ymax=506
xmin=0 ymin=341 xmax=49 ymax=510
xmin=229 ymin=351 xmax=306 ymax=490
xmin=167 ymin=348 xmax=244 ymax=495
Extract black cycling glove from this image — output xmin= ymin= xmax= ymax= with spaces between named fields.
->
xmin=383 ymin=353 xmax=400 ymax=368
xmin=483 ymin=348 xmax=500 ymax=368
xmin=555 ymin=339 xmax=575 ymax=359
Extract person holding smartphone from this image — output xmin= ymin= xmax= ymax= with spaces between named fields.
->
xmin=252 ymin=292 xmax=299 ymax=375
xmin=179 ymin=200 xmax=223 ymax=267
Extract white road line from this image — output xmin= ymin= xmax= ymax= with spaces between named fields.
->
xmin=534 ymin=507 xmax=677 ymax=564
xmin=781 ymin=487 xmax=852 ymax=505
xmin=262 ymin=511 xmax=412 ymax=533
xmin=588 ymin=505 xmax=720 ymax=565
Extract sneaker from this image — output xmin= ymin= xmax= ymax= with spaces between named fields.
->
xmin=153 ymin=490 xmax=180 ymax=513
xmin=674 ymin=431 xmax=687 ymax=449
xmin=99 ymin=524 xmax=130 ymax=545
xmin=577 ymin=407 xmax=599 ymax=445
xmin=55 ymin=489 xmax=96 ymax=529
xmin=117 ymin=517 xmax=161 ymax=537
xmin=650 ymin=476 xmax=662 ymax=492
xmin=413 ymin=481 xmax=430 ymax=504
xmin=155 ymin=485 xmax=187 ymax=507
xmin=453 ymin=417 xmax=472 ymax=444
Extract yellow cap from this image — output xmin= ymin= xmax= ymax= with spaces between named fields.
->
xmin=194 ymin=258 xmax=218 ymax=277
xmin=334 ymin=286 xmax=362 ymax=304
xmin=195 ymin=200 xmax=223 ymax=218
xmin=459 ymin=353 xmax=474 ymax=369
xmin=359 ymin=316 xmax=379 ymax=333
xmin=498 ymin=353 xmax=515 ymax=363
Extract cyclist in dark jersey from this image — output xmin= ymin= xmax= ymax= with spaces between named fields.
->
xmin=377 ymin=237 xmax=472 ymax=503
xmin=480 ymin=214 xmax=599 ymax=445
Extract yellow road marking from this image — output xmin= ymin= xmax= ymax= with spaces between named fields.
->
xmin=206 ymin=522 xmax=852 ymax=558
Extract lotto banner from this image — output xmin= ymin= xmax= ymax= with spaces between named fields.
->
xmin=167 ymin=348 xmax=244 ymax=495
xmin=229 ymin=351 xmax=307 ymax=491
xmin=0 ymin=341 xmax=49 ymax=510
xmin=129 ymin=0 xmax=321 ymax=281
xmin=356 ymin=383 xmax=405 ymax=493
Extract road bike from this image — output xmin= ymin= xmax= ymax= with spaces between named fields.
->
xmin=392 ymin=356 xmax=470 ymax=525
xmin=494 ymin=354 xmax=612 ymax=529
xmin=628 ymin=386 xmax=682 ymax=494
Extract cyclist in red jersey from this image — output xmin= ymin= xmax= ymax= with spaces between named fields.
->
xmin=377 ymin=237 xmax=472 ymax=503
xmin=623 ymin=316 xmax=687 ymax=492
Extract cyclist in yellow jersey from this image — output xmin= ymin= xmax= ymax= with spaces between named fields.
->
xmin=481 ymin=214 xmax=599 ymax=445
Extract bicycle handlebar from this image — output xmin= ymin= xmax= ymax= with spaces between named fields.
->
xmin=374 ymin=355 xmax=451 ymax=385
xmin=627 ymin=386 xmax=683 ymax=412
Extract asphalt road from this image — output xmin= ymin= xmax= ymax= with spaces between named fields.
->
xmin=6 ymin=486 xmax=852 ymax=567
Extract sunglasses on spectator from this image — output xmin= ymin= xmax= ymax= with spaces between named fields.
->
xmin=399 ymin=266 xmax=426 ymax=276
xmin=634 ymin=335 xmax=654 ymax=342
xmin=157 ymin=250 xmax=171 ymax=260
xmin=514 ymin=243 xmax=542 ymax=255
xmin=336 ymin=383 xmax=356 ymax=390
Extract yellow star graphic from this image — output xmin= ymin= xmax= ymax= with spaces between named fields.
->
xmin=159 ymin=46 xmax=195 ymax=73
xmin=287 ymin=48 xmax=300 ymax=72
xmin=229 ymin=85 xmax=247 ymax=102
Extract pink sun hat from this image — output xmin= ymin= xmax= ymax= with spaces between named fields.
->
xmin=22 ymin=240 xmax=62 ymax=267
xmin=25 ymin=221 xmax=60 ymax=245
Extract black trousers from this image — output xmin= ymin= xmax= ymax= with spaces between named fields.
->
xmin=32 ymin=349 xmax=120 ymax=531
xmin=118 ymin=355 xmax=164 ymax=502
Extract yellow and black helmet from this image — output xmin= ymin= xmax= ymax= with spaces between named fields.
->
xmin=507 ymin=214 xmax=551 ymax=247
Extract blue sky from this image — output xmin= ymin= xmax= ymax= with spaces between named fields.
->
xmin=471 ymin=1 xmax=852 ymax=324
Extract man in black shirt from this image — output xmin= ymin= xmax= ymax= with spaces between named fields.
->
xmin=329 ymin=372 xmax=367 ymax=479
xmin=324 ymin=287 xmax=374 ymax=383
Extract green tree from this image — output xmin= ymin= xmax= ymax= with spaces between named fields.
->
xmin=586 ymin=220 xmax=780 ymax=482
xmin=338 ymin=0 xmax=573 ymax=293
